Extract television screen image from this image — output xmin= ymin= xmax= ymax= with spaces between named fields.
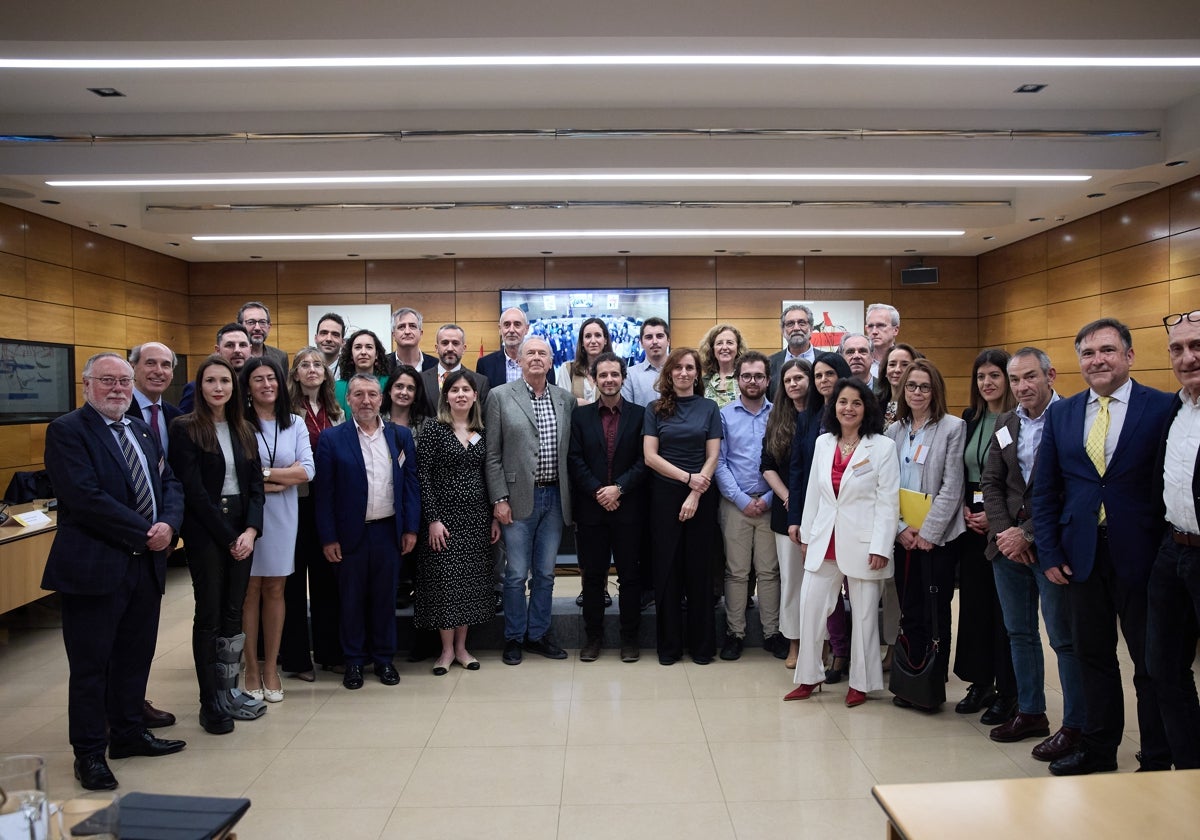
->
xmin=0 ymin=338 xmax=76 ymax=425
xmin=499 ymin=288 xmax=670 ymax=368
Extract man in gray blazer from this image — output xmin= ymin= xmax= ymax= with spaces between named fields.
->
xmin=485 ymin=336 xmax=577 ymax=665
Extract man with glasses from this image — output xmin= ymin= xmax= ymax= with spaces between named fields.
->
xmin=385 ymin=307 xmax=438 ymax=375
xmin=840 ymin=332 xmax=875 ymax=389
xmin=715 ymin=352 xmax=785 ymax=659
xmin=1146 ymin=309 xmax=1200 ymax=768
xmin=43 ymin=353 xmax=187 ymax=790
xmin=238 ymin=301 xmax=288 ymax=371
xmin=865 ymin=303 xmax=901 ymax=381
xmin=769 ymin=304 xmax=816 ymax=398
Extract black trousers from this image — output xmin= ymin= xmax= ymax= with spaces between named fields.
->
xmin=1146 ymin=533 xmax=1200 ymax=769
xmin=61 ymin=552 xmax=160 ymax=758
xmin=577 ymin=519 xmax=641 ymax=642
xmin=280 ymin=493 xmax=344 ymax=671
xmin=651 ymin=480 xmax=717 ymax=661
xmin=1067 ymin=530 xmax=1169 ymax=767
xmin=336 ymin=518 xmax=401 ymax=666
xmin=894 ymin=543 xmax=957 ymax=681
xmin=952 ymin=528 xmax=1017 ymax=697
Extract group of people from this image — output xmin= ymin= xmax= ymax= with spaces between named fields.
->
xmin=43 ymin=292 xmax=1200 ymax=792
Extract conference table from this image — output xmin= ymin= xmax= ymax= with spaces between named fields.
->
xmin=0 ymin=500 xmax=56 ymax=615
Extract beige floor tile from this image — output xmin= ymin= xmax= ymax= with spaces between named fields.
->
xmin=447 ymin=657 xmax=575 ymax=702
xmin=381 ymin=805 xmax=559 ymax=840
xmin=429 ymin=700 xmax=569 ymax=747
xmin=559 ymin=802 xmax=736 ymax=840
xmin=171 ymin=699 xmax=321 ymax=750
xmin=245 ymin=748 xmax=421 ymax=809
xmin=112 ymin=747 xmax=282 ymax=798
xmin=231 ymin=806 xmax=391 ymax=840
xmin=399 ymin=746 xmax=565 ymax=806
xmin=710 ymin=740 xmax=878 ymax=801
xmin=0 ymin=707 xmax=68 ymax=750
xmin=696 ymin=696 xmax=846 ymax=742
xmin=568 ymin=698 xmax=706 ymax=745
xmin=851 ymin=734 xmax=1027 ymax=784
xmin=561 ymin=742 xmax=722 ymax=805
xmin=825 ymin=697 xmax=983 ymax=740
xmin=684 ymin=657 xmax=795 ymax=699
xmin=292 ymin=698 xmax=445 ymax=749
xmin=571 ymin=659 xmax=696 ymax=701
xmin=727 ymin=797 xmax=890 ymax=840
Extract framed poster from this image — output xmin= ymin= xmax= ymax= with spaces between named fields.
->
xmin=780 ymin=300 xmax=865 ymax=351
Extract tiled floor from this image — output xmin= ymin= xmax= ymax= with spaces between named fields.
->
xmin=0 ymin=568 xmax=1144 ymax=840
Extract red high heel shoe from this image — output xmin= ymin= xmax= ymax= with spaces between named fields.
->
xmin=784 ymin=682 xmax=824 ymax=701
xmin=845 ymin=688 xmax=868 ymax=707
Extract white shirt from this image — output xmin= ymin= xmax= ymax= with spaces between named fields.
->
xmin=1164 ymin=390 xmax=1200 ymax=535
xmin=131 ymin=387 xmax=170 ymax=455
xmin=354 ymin=417 xmax=394 ymax=522
xmin=1083 ymin=378 xmax=1133 ymax=466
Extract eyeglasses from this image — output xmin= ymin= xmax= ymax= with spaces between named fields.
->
xmin=904 ymin=382 xmax=933 ymax=394
xmin=297 ymin=361 xmax=325 ymax=370
xmin=738 ymin=373 xmax=768 ymax=382
xmin=783 ymin=319 xmax=810 ymax=329
xmin=1163 ymin=312 xmax=1200 ymax=331
xmin=87 ymin=376 xmax=133 ymax=388
xmin=843 ymin=348 xmax=870 ymax=356
xmin=241 ymin=318 xmax=270 ymax=327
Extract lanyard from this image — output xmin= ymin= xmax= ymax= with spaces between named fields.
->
xmin=258 ymin=419 xmax=279 ymax=468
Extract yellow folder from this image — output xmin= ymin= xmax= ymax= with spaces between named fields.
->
xmin=899 ymin=488 xmax=933 ymax=530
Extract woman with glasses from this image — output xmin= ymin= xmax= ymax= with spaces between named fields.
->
xmin=885 ymin=359 xmax=966 ymax=711
xmin=699 ymin=324 xmax=749 ymax=408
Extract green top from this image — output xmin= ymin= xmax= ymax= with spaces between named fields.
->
xmin=964 ymin=411 xmax=998 ymax=485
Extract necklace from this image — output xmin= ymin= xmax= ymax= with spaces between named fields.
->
xmin=908 ymin=417 xmax=930 ymax=443
xmin=838 ymin=437 xmax=860 ymax=456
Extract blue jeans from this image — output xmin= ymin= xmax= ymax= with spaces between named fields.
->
xmin=501 ymin=486 xmax=563 ymax=642
xmin=992 ymin=552 xmax=1084 ymax=728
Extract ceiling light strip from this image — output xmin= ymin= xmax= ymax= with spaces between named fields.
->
xmin=150 ymin=199 xmax=1010 ymax=212
xmin=194 ymin=229 xmax=965 ymax=242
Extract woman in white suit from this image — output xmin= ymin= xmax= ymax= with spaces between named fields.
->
xmin=786 ymin=378 xmax=899 ymax=707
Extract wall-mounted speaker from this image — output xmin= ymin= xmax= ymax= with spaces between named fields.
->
xmin=900 ymin=265 xmax=939 ymax=286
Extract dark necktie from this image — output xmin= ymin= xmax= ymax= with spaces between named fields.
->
xmin=111 ymin=421 xmax=155 ymax=522
xmin=148 ymin=403 xmax=162 ymax=450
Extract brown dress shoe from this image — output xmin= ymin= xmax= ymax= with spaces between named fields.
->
xmin=989 ymin=711 xmax=1050 ymax=743
xmin=1032 ymin=726 xmax=1082 ymax=762
xmin=142 ymin=699 xmax=176 ymax=729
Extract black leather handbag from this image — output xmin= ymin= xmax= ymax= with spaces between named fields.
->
xmin=888 ymin=549 xmax=945 ymax=709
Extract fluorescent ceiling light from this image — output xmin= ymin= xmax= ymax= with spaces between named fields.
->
xmin=49 ymin=173 xmax=1090 ymax=188
xmin=5 ymin=55 xmax=1200 ymax=69
xmin=194 ymin=229 xmax=965 ymax=242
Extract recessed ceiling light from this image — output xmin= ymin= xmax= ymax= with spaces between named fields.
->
xmin=167 ymin=241 xmax=180 ymax=246
xmin=982 ymin=235 xmax=996 ymax=240
xmin=347 ymin=253 xmax=359 ymax=257
xmin=194 ymin=228 xmax=966 ymax=243
xmin=442 ymin=252 xmax=456 ymax=256
xmin=110 ymin=222 xmax=127 ymax=228
xmin=87 ymin=87 xmax=125 ymax=97
xmin=618 ymin=250 xmax=630 ymax=254
xmin=540 ymin=251 xmax=553 ymax=255
xmin=40 ymin=198 xmax=60 ymax=205
xmin=1013 ymin=83 xmax=1048 ymax=93
xmin=1166 ymin=160 xmax=1189 ymax=167
xmin=809 ymin=249 xmax=823 ymax=253
xmin=249 ymin=255 xmax=262 ymax=259
xmin=714 ymin=249 xmax=727 ymax=253
xmin=904 ymin=249 xmax=917 ymax=253
xmin=1028 ymin=217 xmax=1045 ymax=222
xmin=1087 ymin=192 xmax=1107 ymax=198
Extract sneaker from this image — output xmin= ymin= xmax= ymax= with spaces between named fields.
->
xmin=762 ymin=633 xmax=788 ymax=660
xmin=620 ymin=642 xmax=640 ymax=663
xmin=719 ymin=633 xmax=744 ymax=661
xmin=502 ymin=639 xmax=523 ymax=665
xmin=580 ymin=637 xmax=602 ymax=662
xmin=524 ymin=634 xmax=569 ymax=660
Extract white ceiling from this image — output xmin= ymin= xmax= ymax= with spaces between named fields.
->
xmin=2 ymin=1 xmax=1199 ymax=262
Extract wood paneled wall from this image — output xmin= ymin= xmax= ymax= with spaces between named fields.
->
xmin=979 ymin=173 xmax=1200 ymax=397
xmin=0 ymin=204 xmax=188 ymax=492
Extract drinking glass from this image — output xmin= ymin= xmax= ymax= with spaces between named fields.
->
xmin=0 ymin=754 xmax=48 ymax=840
xmin=56 ymin=792 xmax=119 ymax=839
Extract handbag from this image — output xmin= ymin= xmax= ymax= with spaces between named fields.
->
xmin=888 ymin=548 xmax=945 ymax=709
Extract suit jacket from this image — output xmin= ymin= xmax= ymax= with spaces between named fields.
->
xmin=786 ymin=409 xmax=824 ymax=529
xmin=126 ymin=397 xmax=182 ymax=453
xmin=42 ymin=404 xmax=185 ymax=595
xmin=420 ymin=366 xmax=491 ymax=415
xmin=312 ymin=420 xmax=420 ymax=552
xmin=799 ymin=433 xmax=900 ymax=579
xmin=1156 ymin=393 xmax=1200 ymax=531
xmin=980 ymin=409 xmax=1033 ymax=561
xmin=1032 ymin=380 xmax=1175 ymax=583
xmin=485 ymin=379 xmax=576 ymax=524
xmin=567 ymin=397 xmax=647 ymax=525
xmin=167 ymin=418 xmax=266 ymax=554
xmin=476 ymin=349 xmax=556 ymax=391
xmin=386 ymin=351 xmax=438 ymax=376
xmin=884 ymin=414 xmax=967 ymax=545
xmin=259 ymin=344 xmax=288 ymax=371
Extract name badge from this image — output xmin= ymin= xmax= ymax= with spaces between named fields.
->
xmin=913 ymin=444 xmax=929 ymax=464
xmin=468 ymin=432 xmax=482 ymax=446
xmin=851 ymin=457 xmax=873 ymax=477
xmin=995 ymin=426 xmax=1013 ymax=449
xmin=973 ymin=490 xmax=984 ymax=505
xmin=396 ymin=451 xmax=406 ymax=468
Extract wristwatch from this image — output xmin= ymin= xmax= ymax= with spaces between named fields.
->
xmin=1022 ymin=529 xmax=1035 ymax=543
xmin=262 ymin=468 xmax=272 ymax=480
xmin=615 ymin=484 xmax=624 ymax=496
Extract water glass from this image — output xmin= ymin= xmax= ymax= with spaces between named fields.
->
xmin=56 ymin=792 xmax=119 ymax=839
xmin=0 ymin=754 xmax=48 ymax=840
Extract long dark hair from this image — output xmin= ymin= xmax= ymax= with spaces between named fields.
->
xmin=436 ymin=369 xmax=485 ymax=432
xmin=178 ymin=354 xmax=259 ymax=460
xmin=968 ymin=347 xmax=1016 ymax=418
xmin=381 ymin=365 xmax=430 ymax=427
xmin=810 ymin=352 xmax=852 ymax=416
xmin=338 ymin=329 xmax=388 ymax=379
xmin=241 ymin=357 xmax=295 ymax=430
xmin=823 ymin=378 xmax=885 ymax=438
xmin=874 ymin=342 xmax=922 ymax=404
xmin=651 ymin=347 xmax=703 ymax=419
xmin=569 ymin=317 xmax=613 ymax=378
xmin=287 ymin=346 xmax=343 ymax=421
xmin=765 ymin=358 xmax=813 ymax=464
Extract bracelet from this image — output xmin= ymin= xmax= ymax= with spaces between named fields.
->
xmin=685 ymin=473 xmax=691 ymax=485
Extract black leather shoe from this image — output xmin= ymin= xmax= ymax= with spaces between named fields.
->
xmin=955 ymin=683 xmax=996 ymax=714
xmin=524 ymin=634 xmax=568 ymax=659
xmin=620 ymin=643 xmax=640 ymax=663
xmin=989 ymin=712 xmax=1050 ymax=743
xmin=343 ymin=664 xmax=364 ymax=689
xmin=502 ymin=639 xmax=523 ymax=665
xmin=980 ymin=695 xmax=1018 ymax=726
xmin=1032 ymin=726 xmax=1081 ymax=762
xmin=1049 ymin=750 xmax=1117 ymax=776
xmin=580 ymin=637 xmax=602 ymax=662
xmin=762 ymin=634 xmax=788 ymax=660
xmin=576 ymin=591 xmax=585 ymax=607
xmin=719 ymin=634 xmax=743 ymax=661
xmin=109 ymin=729 xmax=186 ymax=758
xmin=74 ymin=754 xmax=118 ymax=791
xmin=374 ymin=662 xmax=400 ymax=685
xmin=142 ymin=699 xmax=176 ymax=728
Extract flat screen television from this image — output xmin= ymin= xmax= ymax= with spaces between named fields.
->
xmin=0 ymin=338 xmax=76 ymax=425
xmin=498 ymin=288 xmax=670 ymax=368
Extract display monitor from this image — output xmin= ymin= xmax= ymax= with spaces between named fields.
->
xmin=0 ymin=338 xmax=76 ymax=425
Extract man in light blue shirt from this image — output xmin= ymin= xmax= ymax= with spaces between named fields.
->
xmin=714 ymin=351 xmax=784 ymax=660
xmin=621 ymin=317 xmax=670 ymax=406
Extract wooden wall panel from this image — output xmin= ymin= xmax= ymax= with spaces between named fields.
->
xmin=892 ymin=288 xmax=979 ymax=320
xmin=545 ymin=257 xmax=628 ymax=288
xmin=978 ymin=233 xmax=1046 ymax=287
xmin=24 ymin=214 xmax=71 ymax=267
xmin=188 ymin=261 xmax=277 ymax=296
xmin=979 ymin=272 xmax=1045 ymax=317
xmin=0 ymin=295 xmax=29 ymax=339
xmin=125 ymin=244 xmax=187 ymax=291
xmin=1099 ymin=239 xmax=1168 ymax=291
xmin=276 ymin=260 xmax=367 ymax=294
xmin=28 ymin=300 xmax=74 ymax=341
xmin=366 ymin=259 xmax=455 ymax=293
xmin=626 ymin=256 xmax=715 ymax=288
xmin=74 ymin=310 xmax=127 ymax=349
xmin=1100 ymin=283 xmax=1171 ymax=331
xmin=1047 ymin=214 xmax=1101 ymax=269
xmin=72 ymin=228 xmax=125 ymax=279
xmin=1046 ymin=258 xmax=1101 ymax=303
xmin=0 ymin=203 xmax=25 ymax=257
xmin=1170 ymin=275 xmax=1200 ymax=314
xmin=0 ymin=251 xmax=26 ymax=298
xmin=124 ymin=281 xmax=160 ymax=321
xmin=1170 ymin=177 xmax=1200 ymax=236
xmin=454 ymin=258 xmax=543 ymax=291
xmin=716 ymin=256 xmax=804 ymax=289
xmin=1045 ymin=297 xmax=1102 ymax=340
xmin=1100 ymin=189 xmax=1170 ymax=252
xmin=25 ymin=261 xmax=74 ymax=306
xmin=72 ymin=271 xmax=127 ymax=316
xmin=1170 ymin=227 xmax=1200 ymax=280
xmin=805 ymin=256 xmax=891 ymax=289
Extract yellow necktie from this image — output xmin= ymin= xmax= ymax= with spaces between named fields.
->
xmin=1085 ymin=395 xmax=1111 ymax=524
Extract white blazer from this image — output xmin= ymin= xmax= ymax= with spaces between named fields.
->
xmin=800 ymin=433 xmax=900 ymax=579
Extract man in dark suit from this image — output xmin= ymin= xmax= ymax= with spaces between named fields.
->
xmin=1033 ymin=318 xmax=1176 ymax=775
xmin=384 ymin=306 xmax=438 ymax=375
xmin=43 ymin=353 xmax=187 ymax=791
xmin=477 ymin=307 xmax=556 ymax=389
xmin=313 ymin=374 xmax=420 ymax=690
xmin=179 ymin=323 xmax=251 ymax=413
xmin=981 ymin=347 xmax=1084 ymax=762
xmin=238 ymin=300 xmax=288 ymax=371
xmin=568 ymin=352 xmax=646 ymax=662
xmin=1146 ymin=309 xmax=1200 ymax=769
xmin=125 ymin=341 xmax=183 ymax=730
xmin=421 ymin=323 xmax=489 ymax=414
xmin=768 ymin=304 xmax=817 ymax=398
xmin=486 ymin=336 xmax=576 ymax=665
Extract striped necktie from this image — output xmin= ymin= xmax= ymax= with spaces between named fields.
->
xmin=1085 ymin=396 xmax=1111 ymax=524
xmin=111 ymin=421 xmax=155 ymax=522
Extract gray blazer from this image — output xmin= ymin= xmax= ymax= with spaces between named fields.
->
xmin=980 ymin=410 xmax=1032 ymax=561
xmin=885 ymin=414 xmax=967 ymax=546
xmin=485 ymin=379 xmax=577 ymax=525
